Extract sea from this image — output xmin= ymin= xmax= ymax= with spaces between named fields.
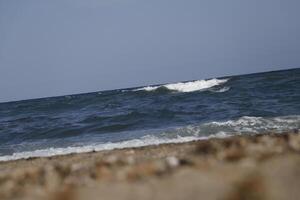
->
xmin=0 ymin=68 xmax=299 ymax=161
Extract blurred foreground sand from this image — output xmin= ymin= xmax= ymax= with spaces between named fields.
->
xmin=0 ymin=131 xmax=300 ymax=200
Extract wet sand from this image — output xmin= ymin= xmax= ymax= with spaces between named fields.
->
xmin=0 ymin=131 xmax=300 ymax=200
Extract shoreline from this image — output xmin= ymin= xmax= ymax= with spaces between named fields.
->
xmin=0 ymin=131 xmax=300 ymax=200
xmin=0 ymin=135 xmax=204 ymax=162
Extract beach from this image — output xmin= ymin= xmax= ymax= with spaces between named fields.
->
xmin=1 ymin=1 xmax=299 ymax=199
xmin=0 ymin=131 xmax=299 ymax=200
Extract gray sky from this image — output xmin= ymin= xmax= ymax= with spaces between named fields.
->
xmin=0 ymin=0 xmax=300 ymax=103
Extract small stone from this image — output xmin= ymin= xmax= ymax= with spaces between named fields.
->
xmin=125 ymin=156 xmax=135 ymax=165
xmin=70 ymin=163 xmax=84 ymax=172
xmin=196 ymin=142 xmax=218 ymax=154
xmin=219 ymin=147 xmax=245 ymax=162
xmin=166 ymin=156 xmax=179 ymax=168
xmin=95 ymin=165 xmax=112 ymax=180
xmin=288 ymin=134 xmax=300 ymax=151
xmin=155 ymin=161 xmax=168 ymax=174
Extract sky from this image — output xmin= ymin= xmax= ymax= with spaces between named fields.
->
xmin=0 ymin=0 xmax=300 ymax=103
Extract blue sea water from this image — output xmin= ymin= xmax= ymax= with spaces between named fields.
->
xmin=0 ymin=68 xmax=299 ymax=161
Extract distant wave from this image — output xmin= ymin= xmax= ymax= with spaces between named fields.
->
xmin=134 ymin=78 xmax=229 ymax=92
xmin=0 ymin=115 xmax=298 ymax=162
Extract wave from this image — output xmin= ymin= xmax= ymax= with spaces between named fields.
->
xmin=200 ymin=115 xmax=300 ymax=134
xmin=0 ymin=133 xmax=228 ymax=162
xmin=0 ymin=115 xmax=298 ymax=162
xmin=134 ymin=78 xmax=229 ymax=92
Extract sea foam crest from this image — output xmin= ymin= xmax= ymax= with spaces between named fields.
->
xmin=205 ymin=115 xmax=300 ymax=133
xmin=0 ymin=135 xmax=217 ymax=162
xmin=135 ymin=78 xmax=228 ymax=92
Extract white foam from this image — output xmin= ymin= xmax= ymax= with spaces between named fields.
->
xmin=136 ymin=86 xmax=160 ymax=92
xmin=135 ymin=78 xmax=228 ymax=92
xmin=206 ymin=116 xmax=300 ymax=133
xmin=0 ymin=133 xmax=230 ymax=162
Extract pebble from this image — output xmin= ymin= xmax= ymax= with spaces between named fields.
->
xmin=166 ymin=156 xmax=179 ymax=168
xmin=105 ymin=155 xmax=118 ymax=165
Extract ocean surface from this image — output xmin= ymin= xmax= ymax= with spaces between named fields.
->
xmin=0 ymin=68 xmax=299 ymax=161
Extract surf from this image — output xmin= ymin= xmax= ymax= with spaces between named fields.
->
xmin=0 ymin=115 xmax=299 ymax=162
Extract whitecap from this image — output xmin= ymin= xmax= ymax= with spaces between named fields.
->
xmin=134 ymin=78 xmax=229 ymax=92
xmin=204 ymin=115 xmax=300 ymax=134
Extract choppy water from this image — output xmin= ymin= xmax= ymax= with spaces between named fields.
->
xmin=0 ymin=68 xmax=299 ymax=161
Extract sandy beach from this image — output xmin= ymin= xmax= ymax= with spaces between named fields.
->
xmin=0 ymin=131 xmax=299 ymax=200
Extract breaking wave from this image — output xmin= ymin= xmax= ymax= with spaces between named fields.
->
xmin=134 ymin=78 xmax=229 ymax=92
xmin=192 ymin=115 xmax=300 ymax=135
xmin=0 ymin=115 xmax=298 ymax=162
xmin=0 ymin=134 xmax=227 ymax=162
